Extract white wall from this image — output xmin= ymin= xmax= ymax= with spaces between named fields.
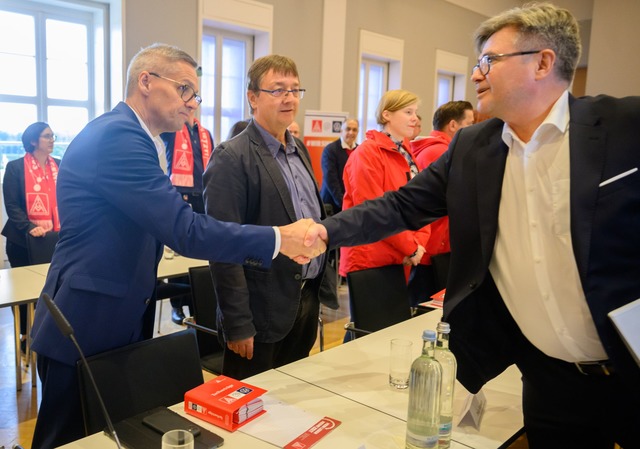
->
xmin=585 ymin=0 xmax=640 ymax=96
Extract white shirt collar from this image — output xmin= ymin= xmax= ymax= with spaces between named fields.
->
xmin=502 ymin=90 xmax=570 ymax=147
xmin=340 ymin=137 xmax=357 ymax=150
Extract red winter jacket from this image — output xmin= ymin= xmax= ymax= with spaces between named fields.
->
xmin=410 ymin=130 xmax=451 ymax=263
xmin=410 ymin=130 xmax=451 ymax=170
xmin=339 ymin=130 xmax=430 ymax=277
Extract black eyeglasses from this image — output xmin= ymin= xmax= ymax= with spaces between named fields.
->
xmin=258 ymin=88 xmax=306 ymax=99
xmin=148 ymin=72 xmax=202 ymax=105
xmin=472 ymin=50 xmax=542 ymax=76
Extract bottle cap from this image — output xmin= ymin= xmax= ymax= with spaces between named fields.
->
xmin=422 ymin=329 xmax=437 ymax=341
xmin=436 ymin=322 xmax=450 ymax=333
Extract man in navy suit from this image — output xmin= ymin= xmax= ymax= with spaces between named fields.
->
xmin=30 ymin=43 xmax=324 ymax=449
xmin=320 ymin=118 xmax=359 ymax=214
xmin=304 ymin=4 xmax=639 ymax=447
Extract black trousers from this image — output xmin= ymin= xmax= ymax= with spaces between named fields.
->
xmin=450 ymin=276 xmax=640 ymax=448
xmin=220 ymin=283 xmax=319 ymax=380
xmin=514 ymin=334 xmax=640 ymax=448
xmin=32 ymin=356 xmax=85 ymax=449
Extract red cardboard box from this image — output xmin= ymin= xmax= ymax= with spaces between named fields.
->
xmin=184 ymin=375 xmax=267 ymax=431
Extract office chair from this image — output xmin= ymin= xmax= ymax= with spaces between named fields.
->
xmin=344 ymin=264 xmax=412 ymax=339
xmin=26 ymin=231 xmax=59 ymax=264
xmin=183 ymin=266 xmax=224 ymax=374
xmin=155 ymin=278 xmax=192 ymax=333
xmin=77 ymin=329 xmax=204 ymax=435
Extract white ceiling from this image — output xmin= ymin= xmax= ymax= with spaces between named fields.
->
xmin=444 ymin=0 xmax=594 ymax=21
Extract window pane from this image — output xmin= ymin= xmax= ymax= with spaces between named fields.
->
xmin=220 ymin=38 xmax=246 ymax=141
xmin=366 ymin=64 xmax=384 ymax=133
xmin=0 ymin=11 xmax=36 ymax=96
xmin=437 ymin=75 xmax=453 ymax=107
xmin=46 ymin=19 xmax=88 ymax=100
xmin=358 ymin=63 xmax=366 ymax=141
xmin=47 ymin=106 xmax=88 ymax=158
xmin=200 ymin=35 xmax=216 ymax=137
xmin=0 ymin=103 xmax=38 ymax=170
xmin=0 ymin=11 xmax=35 ymax=54
xmin=0 ymin=54 xmax=37 ymax=96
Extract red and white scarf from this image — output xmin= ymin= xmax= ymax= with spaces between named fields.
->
xmin=24 ymin=152 xmax=60 ymax=231
xmin=170 ymin=118 xmax=212 ymax=187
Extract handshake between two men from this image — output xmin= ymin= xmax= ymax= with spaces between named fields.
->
xmin=278 ymin=218 xmax=329 ymax=264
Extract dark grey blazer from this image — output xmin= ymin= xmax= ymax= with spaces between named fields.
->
xmin=323 ymin=94 xmax=640 ymax=391
xmin=203 ymin=121 xmax=330 ymax=343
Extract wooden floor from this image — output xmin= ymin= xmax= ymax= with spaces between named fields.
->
xmin=0 ymin=283 xmax=527 ymax=448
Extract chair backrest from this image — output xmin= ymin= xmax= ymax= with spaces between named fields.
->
xmin=188 ymin=266 xmax=224 ymax=374
xmin=78 ymin=329 xmax=204 ymax=435
xmin=347 ymin=264 xmax=412 ymax=334
xmin=26 ymin=231 xmax=59 ymax=265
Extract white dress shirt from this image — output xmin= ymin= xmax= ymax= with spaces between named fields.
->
xmin=489 ymin=91 xmax=608 ymax=363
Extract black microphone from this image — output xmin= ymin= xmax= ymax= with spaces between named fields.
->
xmin=40 ymin=293 xmax=123 ymax=449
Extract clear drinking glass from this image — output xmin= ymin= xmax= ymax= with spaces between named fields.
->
xmin=389 ymin=338 xmax=413 ymax=389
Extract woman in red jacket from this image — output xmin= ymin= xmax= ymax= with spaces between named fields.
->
xmin=340 ymin=90 xmax=430 ymax=286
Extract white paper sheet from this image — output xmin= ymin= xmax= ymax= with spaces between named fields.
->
xmin=608 ymin=298 xmax=640 ymax=367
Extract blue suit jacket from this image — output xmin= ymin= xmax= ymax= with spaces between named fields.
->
xmin=323 ymin=95 xmax=640 ymax=391
xmin=320 ymin=138 xmax=350 ymax=213
xmin=31 ymin=102 xmax=275 ymax=366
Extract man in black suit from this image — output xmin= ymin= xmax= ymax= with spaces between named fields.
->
xmin=320 ymin=118 xmax=359 ymax=214
xmin=304 ymin=3 xmax=640 ymax=447
xmin=203 ymin=54 xmax=330 ymax=379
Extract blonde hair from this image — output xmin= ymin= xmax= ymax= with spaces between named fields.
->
xmin=375 ymin=90 xmax=419 ymax=126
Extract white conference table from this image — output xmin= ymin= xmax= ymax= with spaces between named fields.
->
xmin=1 ymin=256 xmax=208 ymax=391
xmin=156 ymin=255 xmax=208 ymax=279
xmin=0 ymin=266 xmax=47 ymax=389
xmin=60 ymin=312 xmax=523 ymax=449
xmin=60 ymin=368 xmax=479 ymax=449
xmin=277 ymin=310 xmax=524 ymax=449
xmin=22 ymin=255 xmax=207 ymax=279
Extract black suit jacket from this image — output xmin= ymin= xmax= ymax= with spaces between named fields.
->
xmin=2 ymin=156 xmax=61 ymax=247
xmin=323 ymin=94 xmax=640 ymax=391
xmin=320 ymin=138 xmax=350 ymax=213
xmin=203 ymin=121 xmax=330 ymax=343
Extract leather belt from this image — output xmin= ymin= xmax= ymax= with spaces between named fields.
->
xmin=574 ymin=360 xmax=614 ymax=376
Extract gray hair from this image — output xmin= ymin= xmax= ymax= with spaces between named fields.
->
xmin=125 ymin=43 xmax=198 ymax=98
xmin=474 ymin=2 xmax=581 ymax=83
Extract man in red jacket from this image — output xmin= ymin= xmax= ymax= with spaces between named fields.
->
xmin=410 ymin=100 xmax=474 ymax=170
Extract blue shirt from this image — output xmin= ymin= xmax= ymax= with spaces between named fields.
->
xmin=254 ymin=120 xmax=323 ymax=279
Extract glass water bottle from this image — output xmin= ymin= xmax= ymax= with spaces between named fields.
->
xmin=406 ymin=329 xmax=442 ymax=449
xmin=434 ymin=322 xmax=457 ymax=448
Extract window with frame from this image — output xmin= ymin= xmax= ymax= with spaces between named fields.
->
xmin=437 ymin=73 xmax=455 ymax=107
xmin=200 ymin=28 xmax=253 ymax=144
xmin=433 ymin=50 xmax=469 ymax=114
xmin=358 ymin=58 xmax=388 ymax=144
xmin=0 ymin=0 xmax=106 ymax=170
